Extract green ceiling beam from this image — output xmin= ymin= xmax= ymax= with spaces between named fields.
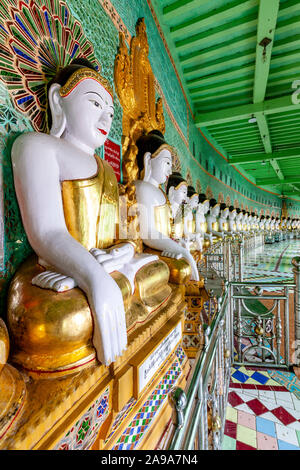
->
xmin=169 ymin=0 xmax=257 ymax=39
xmin=255 ymin=113 xmax=272 ymax=153
xmin=253 ymin=0 xmax=280 ymax=104
xmin=270 ymin=158 xmax=284 ymax=180
xmin=179 ymin=31 xmax=256 ymax=66
xmin=189 ymin=75 xmax=253 ymax=96
xmin=162 ymin=0 xmax=206 ymax=21
xmin=256 ymin=175 xmax=300 ymax=186
xmin=183 ymin=49 xmax=255 ymax=78
xmin=228 ymin=147 xmax=300 ymax=165
xmin=174 ymin=13 xmax=257 ymax=53
xmin=195 ymin=96 xmax=300 ymax=127
xmin=187 ymin=63 xmax=254 ymax=87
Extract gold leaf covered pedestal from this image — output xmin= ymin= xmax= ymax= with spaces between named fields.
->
xmin=0 ymin=319 xmax=26 ymax=446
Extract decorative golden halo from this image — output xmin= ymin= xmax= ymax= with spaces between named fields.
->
xmin=59 ymin=68 xmax=113 ymax=99
xmin=151 ymin=143 xmax=175 ymax=159
xmin=175 ymin=181 xmax=188 ymax=190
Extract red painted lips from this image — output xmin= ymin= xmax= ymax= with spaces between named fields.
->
xmin=98 ymin=128 xmax=107 ymax=135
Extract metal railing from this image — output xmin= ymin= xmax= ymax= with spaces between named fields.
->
xmin=231 ymin=281 xmax=294 ymax=368
xmin=168 ymin=289 xmax=232 ymax=450
xmin=167 ymin=234 xmax=300 ymax=450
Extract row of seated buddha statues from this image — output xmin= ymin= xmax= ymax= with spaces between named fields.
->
xmin=0 ymin=59 xmax=208 ymax=450
xmin=1 ymin=55 xmax=293 ymax=449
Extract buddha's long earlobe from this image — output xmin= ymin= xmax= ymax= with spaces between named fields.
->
xmin=168 ymin=186 xmax=174 ymax=203
xmin=48 ymin=83 xmax=66 ymax=138
xmin=143 ymin=152 xmax=152 ymax=182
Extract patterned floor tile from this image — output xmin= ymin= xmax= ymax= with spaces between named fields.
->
xmin=226 ymin=406 xmax=238 ymax=423
xmin=277 ymin=440 xmax=300 ymax=450
xmin=257 ymin=432 xmax=278 ymax=450
xmin=246 ymin=398 xmax=269 ymax=416
xmin=236 ymin=424 xmax=257 ymax=448
xmin=222 ymin=435 xmax=236 ymax=450
xmin=235 ymin=440 xmax=256 ymax=450
xmin=228 ymin=391 xmax=244 ymax=407
xmin=271 ymin=406 xmax=297 ymax=426
xmin=223 ymin=363 xmax=300 ymax=450
xmin=237 ymin=410 xmax=256 ymax=430
xmin=256 ymin=416 xmax=276 ymax=437
xmin=224 ymin=420 xmax=237 ymax=439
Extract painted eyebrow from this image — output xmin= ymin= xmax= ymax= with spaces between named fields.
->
xmin=84 ymin=91 xmax=104 ymax=101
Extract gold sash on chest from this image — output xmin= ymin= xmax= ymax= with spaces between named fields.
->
xmin=61 ymin=155 xmax=119 ymax=250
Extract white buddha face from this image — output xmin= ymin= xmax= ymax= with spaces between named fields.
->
xmin=189 ymin=194 xmax=198 ymax=210
xmin=150 ymin=149 xmax=173 ymax=185
xmin=229 ymin=210 xmax=236 ymax=221
xmin=221 ymin=207 xmax=229 ymax=219
xmin=60 ymin=78 xmax=114 ymax=151
xmin=198 ymin=200 xmax=209 ymax=214
xmin=211 ymin=205 xmax=220 ymax=217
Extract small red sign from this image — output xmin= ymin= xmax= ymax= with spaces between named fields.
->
xmin=104 ymin=138 xmax=122 ymax=182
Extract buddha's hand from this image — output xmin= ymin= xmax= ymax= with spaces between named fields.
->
xmin=90 ymin=243 xmax=135 ymax=273
xmin=88 ymin=276 xmax=127 ymax=366
xmin=161 ymin=251 xmax=183 ymax=260
xmin=195 ymin=234 xmax=203 ymax=251
xmin=179 ymin=238 xmax=191 ymax=251
xmin=182 ymin=248 xmax=199 ymax=281
xmin=32 ymin=270 xmax=77 ymax=292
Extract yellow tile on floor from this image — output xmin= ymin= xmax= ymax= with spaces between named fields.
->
xmin=267 ymin=379 xmax=284 ymax=386
xmin=226 ymin=406 xmax=238 ymax=423
xmin=245 ymin=378 xmax=262 ymax=384
xmin=236 ymin=424 xmax=257 ymax=448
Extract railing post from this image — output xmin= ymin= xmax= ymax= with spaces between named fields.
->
xmin=292 ymin=257 xmax=300 ymax=366
xmin=239 ymin=237 xmax=244 ymax=281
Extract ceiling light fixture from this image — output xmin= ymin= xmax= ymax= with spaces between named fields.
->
xmin=248 ymin=115 xmax=257 ymax=123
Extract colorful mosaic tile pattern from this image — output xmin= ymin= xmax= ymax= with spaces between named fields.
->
xmin=222 ymin=366 xmax=300 ymax=450
xmin=55 ymin=387 xmax=110 ymax=450
xmin=112 ymin=361 xmax=183 ymax=450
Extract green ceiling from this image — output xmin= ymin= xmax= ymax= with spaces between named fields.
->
xmin=151 ymin=0 xmax=300 ymax=199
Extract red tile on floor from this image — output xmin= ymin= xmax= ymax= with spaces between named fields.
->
xmin=255 ymin=385 xmax=274 ymax=391
xmin=224 ymin=420 xmax=237 ymax=439
xmin=270 ymin=386 xmax=289 ymax=392
xmin=228 ymin=391 xmax=244 ymax=407
xmin=239 ymin=384 xmax=257 ymax=390
xmin=271 ymin=406 xmax=297 ymax=425
xmin=230 ymin=383 xmax=242 ymax=389
xmin=246 ymin=398 xmax=269 ymax=416
xmin=236 ymin=440 xmax=256 ymax=450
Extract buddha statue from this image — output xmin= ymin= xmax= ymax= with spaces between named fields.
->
xmin=235 ymin=208 xmax=244 ymax=232
xmin=270 ymin=216 xmax=276 ymax=231
xmin=265 ymin=215 xmax=271 ymax=231
xmin=259 ymin=215 xmax=266 ymax=231
xmin=166 ymin=172 xmax=188 ymax=244
xmin=275 ymin=217 xmax=280 ymax=231
xmin=228 ymin=206 xmax=239 ymax=236
xmin=134 ymin=130 xmax=199 ymax=282
xmin=206 ymin=199 xmax=224 ymax=241
xmin=184 ymin=185 xmax=203 ymax=252
xmin=250 ymin=212 xmax=257 ymax=231
xmin=218 ymin=203 xmax=231 ymax=236
xmin=247 ymin=212 xmax=253 ymax=232
xmin=241 ymin=210 xmax=248 ymax=232
xmin=7 ymin=60 xmax=172 ymax=373
xmin=287 ymin=217 xmax=292 ymax=230
xmin=195 ymin=194 xmax=213 ymax=247
xmin=281 ymin=217 xmax=287 ymax=230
